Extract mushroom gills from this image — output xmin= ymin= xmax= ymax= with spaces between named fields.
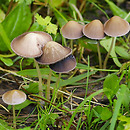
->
xmin=49 ymin=54 xmax=76 ymax=73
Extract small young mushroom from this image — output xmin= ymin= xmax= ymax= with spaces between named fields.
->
xmin=2 ymin=90 xmax=27 ymax=129
xmin=11 ymin=31 xmax=52 ymax=58
xmin=61 ymin=21 xmax=83 ymax=49
xmin=83 ymin=19 xmax=104 ymax=70
xmin=61 ymin=21 xmax=83 ymax=39
xmin=35 ymin=41 xmax=72 ymax=64
xmin=103 ymin=16 xmax=130 ymax=69
xmin=49 ymin=54 xmax=76 ymax=73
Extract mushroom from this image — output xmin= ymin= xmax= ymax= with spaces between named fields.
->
xmin=83 ymin=19 xmax=104 ymax=70
xmin=103 ymin=16 xmax=130 ymax=69
xmin=61 ymin=21 xmax=83 ymax=39
xmin=49 ymin=54 xmax=76 ymax=73
xmin=35 ymin=41 xmax=72 ymax=64
xmin=104 ymin=16 xmax=130 ymax=37
xmin=11 ymin=31 xmax=52 ymax=99
xmin=61 ymin=21 xmax=83 ymax=49
xmin=2 ymin=90 xmax=27 ymax=129
xmin=11 ymin=31 xmax=52 ymax=58
xmin=35 ymin=41 xmax=76 ymax=101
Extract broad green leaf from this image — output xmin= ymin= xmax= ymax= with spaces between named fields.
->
xmin=105 ymin=0 xmax=130 ymax=22
xmin=115 ymin=46 xmax=130 ymax=60
xmin=0 ymin=3 xmax=32 ymax=51
xmin=17 ymin=68 xmax=51 ymax=77
xmin=0 ymin=9 xmax=5 ymax=22
xmin=17 ymin=68 xmax=58 ymax=81
xmin=15 ymin=99 xmax=36 ymax=110
xmin=29 ymin=22 xmax=44 ymax=32
xmin=23 ymin=82 xmax=39 ymax=94
xmin=0 ymin=119 xmax=14 ymax=130
xmin=0 ymin=57 xmax=13 ymax=66
xmin=94 ymin=106 xmax=112 ymax=121
xmin=116 ymin=86 xmax=130 ymax=109
xmin=103 ymin=73 xmax=119 ymax=101
xmin=100 ymin=107 xmax=112 ymax=121
xmin=100 ymin=38 xmax=122 ymax=67
xmin=49 ymin=0 xmax=65 ymax=7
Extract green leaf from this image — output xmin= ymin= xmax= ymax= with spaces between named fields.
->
xmin=0 ymin=3 xmax=32 ymax=52
xmin=17 ymin=68 xmax=51 ymax=77
xmin=15 ymin=99 xmax=36 ymax=110
xmin=105 ymin=0 xmax=130 ymax=22
xmin=0 ymin=9 xmax=5 ymax=22
xmin=35 ymin=14 xmax=51 ymax=26
xmin=103 ymin=73 xmax=119 ymax=102
xmin=0 ymin=57 xmax=13 ymax=66
xmin=115 ymin=46 xmax=130 ymax=60
xmin=0 ymin=119 xmax=14 ymax=130
xmin=100 ymin=38 xmax=122 ymax=67
xmin=23 ymin=82 xmax=39 ymax=94
xmin=93 ymin=106 xmax=112 ymax=121
xmin=100 ymin=107 xmax=112 ymax=121
xmin=49 ymin=0 xmax=65 ymax=7
xmin=46 ymin=23 xmax=58 ymax=35
xmin=116 ymin=86 xmax=130 ymax=109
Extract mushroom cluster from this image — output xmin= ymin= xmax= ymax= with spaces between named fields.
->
xmin=11 ymin=31 xmax=76 ymax=73
xmin=61 ymin=16 xmax=130 ymax=69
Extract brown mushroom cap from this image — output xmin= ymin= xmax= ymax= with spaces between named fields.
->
xmin=11 ymin=31 xmax=52 ymax=58
xmin=49 ymin=54 xmax=76 ymax=73
xmin=104 ymin=16 xmax=130 ymax=37
xmin=35 ymin=41 xmax=72 ymax=64
xmin=2 ymin=90 xmax=26 ymax=105
xmin=61 ymin=21 xmax=83 ymax=39
xmin=83 ymin=19 xmax=104 ymax=39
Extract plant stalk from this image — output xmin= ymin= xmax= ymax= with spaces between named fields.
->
xmin=97 ymin=42 xmax=102 ymax=69
xmin=34 ymin=59 xmax=43 ymax=98
xmin=13 ymin=105 xmax=16 ymax=129
xmin=103 ymin=37 xmax=116 ymax=69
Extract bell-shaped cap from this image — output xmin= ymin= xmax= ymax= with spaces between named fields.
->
xmin=104 ymin=16 xmax=130 ymax=37
xmin=36 ymin=41 xmax=72 ymax=64
xmin=49 ymin=54 xmax=76 ymax=73
xmin=83 ymin=19 xmax=104 ymax=39
xmin=11 ymin=31 xmax=52 ymax=58
xmin=2 ymin=90 xmax=27 ymax=105
xmin=61 ymin=21 xmax=83 ymax=39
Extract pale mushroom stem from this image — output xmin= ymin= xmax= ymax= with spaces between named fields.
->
xmin=70 ymin=39 xmax=73 ymax=50
xmin=13 ymin=105 xmax=16 ymax=129
xmin=97 ymin=41 xmax=102 ymax=69
xmin=103 ymin=37 xmax=116 ymax=69
xmin=46 ymin=69 xmax=52 ymax=101
xmin=34 ymin=59 xmax=43 ymax=98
